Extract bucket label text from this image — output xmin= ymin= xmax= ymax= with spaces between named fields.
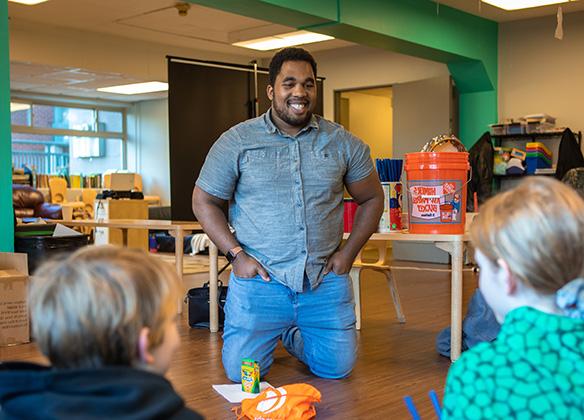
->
xmin=408 ymin=180 xmax=462 ymax=224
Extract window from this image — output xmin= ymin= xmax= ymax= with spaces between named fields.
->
xmin=10 ymin=102 xmax=31 ymax=126
xmin=11 ymin=98 xmax=126 ymax=176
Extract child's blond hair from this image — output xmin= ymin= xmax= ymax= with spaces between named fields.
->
xmin=30 ymin=246 xmax=182 ymax=369
xmin=470 ymin=177 xmax=584 ymax=294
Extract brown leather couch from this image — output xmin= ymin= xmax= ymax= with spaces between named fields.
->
xmin=13 ymin=184 xmax=62 ymax=219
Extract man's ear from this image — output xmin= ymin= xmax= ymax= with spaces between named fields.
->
xmin=138 ymin=327 xmax=155 ymax=365
xmin=497 ymin=258 xmax=518 ymax=295
xmin=266 ymin=84 xmax=274 ymax=101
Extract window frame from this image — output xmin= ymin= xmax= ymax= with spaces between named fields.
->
xmin=10 ymin=96 xmax=128 ymax=171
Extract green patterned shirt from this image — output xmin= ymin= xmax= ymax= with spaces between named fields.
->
xmin=443 ymin=306 xmax=584 ymax=419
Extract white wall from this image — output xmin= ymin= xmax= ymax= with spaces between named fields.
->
xmin=127 ymin=99 xmax=170 ymax=205
xmin=312 ymin=45 xmax=449 ymax=122
xmin=499 ymin=11 xmax=584 ymax=133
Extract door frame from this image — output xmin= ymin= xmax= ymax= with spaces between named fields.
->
xmin=333 ymin=84 xmax=393 ymax=124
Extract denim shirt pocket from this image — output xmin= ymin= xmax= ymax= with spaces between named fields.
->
xmin=310 ymin=150 xmax=344 ymax=183
xmin=240 ymin=146 xmax=290 ymax=183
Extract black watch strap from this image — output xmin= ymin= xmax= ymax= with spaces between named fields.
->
xmin=226 ymin=246 xmax=243 ymax=263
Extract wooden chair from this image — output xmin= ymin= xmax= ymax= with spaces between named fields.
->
xmin=48 ymin=177 xmax=67 ymax=204
xmin=350 ymin=242 xmax=406 ymax=330
xmin=81 ymin=189 xmax=98 ymax=219
xmin=49 ymin=177 xmax=84 ymax=219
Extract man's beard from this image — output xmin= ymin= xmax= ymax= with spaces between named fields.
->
xmin=272 ymin=98 xmax=313 ymax=127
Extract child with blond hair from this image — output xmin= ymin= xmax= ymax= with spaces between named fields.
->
xmin=443 ymin=177 xmax=584 ymax=419
xmin=0 ymin=246 xmax=203 ymax=419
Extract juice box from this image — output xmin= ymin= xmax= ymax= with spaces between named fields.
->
xmin=241 ymin=358 xmax=260 ymax=393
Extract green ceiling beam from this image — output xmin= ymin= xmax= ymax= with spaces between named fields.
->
xmin=190 ymin=0 xmax=497 ymax=91
xmin=189 ymin=0 xmax=498 ymax=145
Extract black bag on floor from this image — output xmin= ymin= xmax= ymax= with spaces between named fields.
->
xmin=186 ymin=281 xmax=228 ymax=329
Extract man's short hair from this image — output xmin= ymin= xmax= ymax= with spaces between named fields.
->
xmin=268 ymin=47 xmax=317 ymax=86
xmin=30 ymin=246 xmax=182 ymax=369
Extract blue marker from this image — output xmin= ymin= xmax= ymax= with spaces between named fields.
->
xmin=429 ymin=389 xmax=442 ymax=419
xmin=403 ymin=396 xmax=421 ymax=420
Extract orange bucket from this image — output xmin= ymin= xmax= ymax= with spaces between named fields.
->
xmin=404 ymin=152 xmax=470 ymax=234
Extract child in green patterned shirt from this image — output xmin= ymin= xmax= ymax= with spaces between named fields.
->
xmin=443 ymin=176 xmax=584 ymax=419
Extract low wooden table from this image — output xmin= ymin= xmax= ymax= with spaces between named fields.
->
xmin=345 ymin=231 xmax=469 ymax=362
xmin=52 ymin=219 xmax=204 ymax=314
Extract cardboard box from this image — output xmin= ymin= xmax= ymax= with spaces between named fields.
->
xmin=0 ymin=253 xmax=30 ymax=346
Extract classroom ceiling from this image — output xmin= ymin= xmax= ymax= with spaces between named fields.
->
xmin=7 ymin=0 xmax=354 ymax=102
xmin=7 ymin=0 xmax=584 ymax=102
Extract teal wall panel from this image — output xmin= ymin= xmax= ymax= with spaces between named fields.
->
xmin=460 ymin=91 xmax=498 ymax=149
xmin=0 ymin=0 xmax=13 ymax=252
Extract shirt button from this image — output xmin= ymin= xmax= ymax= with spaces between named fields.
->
xmin=295 ymin=180 xmax=300 ymax=185
xmin=299 ymin=226 xmax=304 ymax=231
xmin=297 ymin=202 xmax=302 ymax=207
xmin=301 ymin=250 xmax=306 ymax=254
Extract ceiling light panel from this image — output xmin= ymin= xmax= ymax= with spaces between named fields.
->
xmin=233 ymin=30 xmax=334 ymax=51
xmin=97 ymin=81 xmax=168 ymax=95
xmin=9 ymin=0 xmax=50 ymax=5
xmin=482 ymin=0 xmax=570 ymax=10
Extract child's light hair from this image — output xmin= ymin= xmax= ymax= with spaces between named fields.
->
xmin=471 ymin=177 xmax=584 ymax=294
xmin=30 ymin=246 xmax=182 ymax=369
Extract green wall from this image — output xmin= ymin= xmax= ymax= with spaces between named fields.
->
xmin=0 ymin=0 xmax=13 ymax=252
xmin=189 ymin=0 xmax=498 ymax=146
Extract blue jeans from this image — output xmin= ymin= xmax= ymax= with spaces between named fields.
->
xmin=222 ymin=271 xmax=357 ymax=381
xmin=436 ymin=289 xmax=501 ymax=357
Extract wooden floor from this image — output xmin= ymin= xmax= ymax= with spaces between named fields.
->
xmin=0 ymin=265 xmax=478 ymax=419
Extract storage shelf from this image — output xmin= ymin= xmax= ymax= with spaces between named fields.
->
xmin=491 ymin=132 xmax=565 ymax=139
xmin=491 ymin=130 xmax=581 ymax=146
xmin=494 ymin=172 xmax=555 ymax=178
xmin=492 ymin=129 xmax=580 ymax=192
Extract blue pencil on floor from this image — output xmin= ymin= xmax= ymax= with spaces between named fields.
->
xmin=403 ymin=390 xmax=442 ymax=420
xmin=429 ymin=390 xmax=442 ymax=419
xmin=404 ymin=396 xmax=421 ymax=420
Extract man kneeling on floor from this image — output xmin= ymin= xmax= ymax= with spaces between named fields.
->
xmin=192 ymin=47 xmax=384 ymax=381
xmin=0 ymin=246 xmax=203 ymax=419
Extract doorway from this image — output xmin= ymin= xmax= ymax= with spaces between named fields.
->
xmin=334 ymin=86 xmax=393 ymax=159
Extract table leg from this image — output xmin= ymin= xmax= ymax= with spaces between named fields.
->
xmin=450 ymin=240 xmax=463 ymax=362
xmin=209 ymin=241 xmax=219 ymax=333
xmin=349 ymin=267 xmax=362 ymax=330
xmin=436 ymin=240 xmax=464 ymax=362
xmin=174 ymin=229 xmax=184 ymax=315
xmin=121 ymin=229 xmax=128 ymax=247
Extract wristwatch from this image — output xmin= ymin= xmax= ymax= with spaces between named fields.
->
xmin=226 ymin=246 xmax=244 ymax=263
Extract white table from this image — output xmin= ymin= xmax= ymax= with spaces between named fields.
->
xmin=346 ymin=231 xmax=469 ymax=362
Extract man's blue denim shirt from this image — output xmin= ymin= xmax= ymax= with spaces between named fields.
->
xmin=196 ymin=110 xmax=373 ymax=292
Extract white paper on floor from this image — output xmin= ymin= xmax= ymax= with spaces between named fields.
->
xmin=212 ymin=382 xmax=272 ymax=403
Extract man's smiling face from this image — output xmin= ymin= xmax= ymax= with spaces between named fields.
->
xmin=267 ymin=60 xmax=316 ymax=135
